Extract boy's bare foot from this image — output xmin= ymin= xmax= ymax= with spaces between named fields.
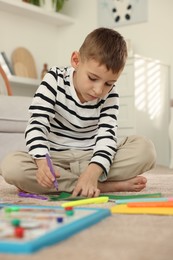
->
xmin=98 ymin=176 xmax=147 ymax=193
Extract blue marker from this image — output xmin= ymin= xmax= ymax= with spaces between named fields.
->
xmin=116 ymin=197 xmax=171 ymax=204
xmin=46 ymin=153 xmax=58 ymax=191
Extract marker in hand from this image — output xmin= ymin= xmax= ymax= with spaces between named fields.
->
xmin=46 ymin=153 xmax=58 ymax=191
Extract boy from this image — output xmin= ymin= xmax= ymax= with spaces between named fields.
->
xmin=1 ymin=28 xmax=156 ymax=197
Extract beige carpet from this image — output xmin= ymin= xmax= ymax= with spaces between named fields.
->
xmin=0 ymin=165 xmax=173 ymax=260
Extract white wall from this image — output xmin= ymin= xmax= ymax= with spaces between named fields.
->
xmin=115 ymin=0 xmax=173 ymax=167
xmin=117 ymin=0 xmax=173 ymax=97
xmin=1 ymin=0 xmax=172 ymax=92
xmin=0 ymin=0 xmax=98 ymax=76
xmin=0 ymin=0 xmax=172 ymax=166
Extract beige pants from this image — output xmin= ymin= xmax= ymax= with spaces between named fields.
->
xmin=0 ymin=135 xmax=156 ymax=194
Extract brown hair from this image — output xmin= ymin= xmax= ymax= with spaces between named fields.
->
xmin=79 ymin=27 xmax=127 ymax=73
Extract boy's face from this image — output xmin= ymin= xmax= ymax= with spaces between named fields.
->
xmin=71 ymin=51 xmax=122 ymax=103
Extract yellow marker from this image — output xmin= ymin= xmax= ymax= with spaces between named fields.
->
xmin=111 ymin=204 xmax=173 ymax=216
xmin=61 ymin=196 xmax=109 ymax=207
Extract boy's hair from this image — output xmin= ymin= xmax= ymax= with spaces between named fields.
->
xmin=79 ymin=27 xmax=127 ymax=73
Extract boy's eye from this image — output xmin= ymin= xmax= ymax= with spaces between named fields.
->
xmin=88 ymin=75 xmax=113 ymax=87
xmin=88 ymin=75 xmax=97 ymax=81
xmin=105 ymin=83 xmax=113 ymax=87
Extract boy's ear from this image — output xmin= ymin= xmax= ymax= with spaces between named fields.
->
xmin=71 ymin=51 xmax=80 ymax=69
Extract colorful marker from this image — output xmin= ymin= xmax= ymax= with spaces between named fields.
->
xmin=115 ymin=197 xmax=173 ymax=205
xmin=18 ymin=192 xmax=48 ymax=200
xmin=127 ymin=201 xmax=173 ymax=208
xmin=61 ymin=196 xmax=109 ymax=207
xmin=46 ymin=153 xmax=58 ymax=191
xmin=100 ymin=193 xmax=162 ymax=200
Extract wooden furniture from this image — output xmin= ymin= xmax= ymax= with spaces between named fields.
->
xmin=11 ymin=47 xmax=38 ymax=79
xmin=0 ymin=66 xmax=12 ymax=95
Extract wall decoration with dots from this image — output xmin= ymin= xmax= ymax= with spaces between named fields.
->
xmin=98 ymin=0 xmax=148 ymax=28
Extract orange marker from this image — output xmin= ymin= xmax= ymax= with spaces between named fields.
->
xmin=127 ymin=201 xmax=173 ymax=208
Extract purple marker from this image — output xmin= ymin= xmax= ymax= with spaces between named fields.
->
xmin=18 ymin=192 xmax=48 ymax=200
xmin=46 ymin=153 xmax=58 ymax=191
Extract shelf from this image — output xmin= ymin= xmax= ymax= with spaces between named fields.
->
xmin=9 ymin=75 xmax=40 ymax=87
xmin=8 ymin=75 xmax=40 ymax=97
xmin=0 ymin=0 xmax=75 ymax=26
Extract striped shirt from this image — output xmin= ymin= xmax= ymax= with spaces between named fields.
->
xmin=25 ymin=66 xmax=119 ymax=177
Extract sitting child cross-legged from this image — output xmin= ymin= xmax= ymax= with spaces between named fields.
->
xmin=0 ymin=27 xmax=156 ymax=197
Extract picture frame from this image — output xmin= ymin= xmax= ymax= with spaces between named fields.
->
xmin=98 ymin=0 xmax=148 ymax=28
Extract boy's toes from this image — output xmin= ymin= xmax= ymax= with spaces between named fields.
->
xmin=134 ymin=183 xmax=147 ymax=192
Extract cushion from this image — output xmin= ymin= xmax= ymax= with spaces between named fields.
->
xmin=0 ymin=133 xmax=27 ymax=161
xmin=0 ymin=96 xmax=32 ymax=132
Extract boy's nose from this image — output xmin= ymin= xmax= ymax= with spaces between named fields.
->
xmin=93 ymin=85 xmax=103 ymax=96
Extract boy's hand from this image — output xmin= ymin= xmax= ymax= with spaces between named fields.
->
xmin=72 ymin=163 xmax=102 ymax=198
xmin=35 ymin=158 xmax=60 ymax=188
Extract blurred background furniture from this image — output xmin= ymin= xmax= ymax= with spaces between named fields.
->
xmin=0 ymin=65 xmax=32 ymax=161
xmin=0 ymin=95 xmax=32 ymax=161
xmin=0 ymin=65 xmax=13 ymax=95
